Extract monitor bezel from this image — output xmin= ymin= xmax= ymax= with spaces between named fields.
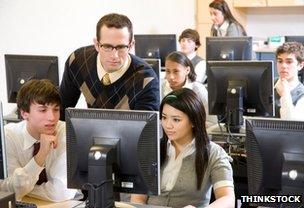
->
xmin=5 ymin=54 xmax=59 ymax=103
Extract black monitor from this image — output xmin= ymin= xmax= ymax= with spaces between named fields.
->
xmin=134 ymin=34 xmax=177 ymax=67
xmin=142 ymin=58 xmax=161 ymax=78
xmin=0 ymin=102 xmax=7 ymax=180
xmin=207 ymin=60 xmax=274 ymax=132
xmin=206 ymin=37 xmax=252 ymax=61
xmin=65 ymin=108 xmax=160 ymax=208
xmin=143 ymin=58 xmax=161 ymax=102
xmin=5 ymin=54 xmax=59 ymax=103
xmin=246 ymin=118 xmax=304 ymax=207
xmin=285 ymin=35 xmax=304 ymax=45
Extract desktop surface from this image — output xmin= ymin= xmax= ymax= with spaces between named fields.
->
xmin=22 ymin=196 xmax=82 ymax=208
xmin=22 ymin=196 xmax=170 ymax=208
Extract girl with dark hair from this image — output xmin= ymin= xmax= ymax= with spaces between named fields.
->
xmin=131 ymin=88 xmax=235 ymax=207
xmin=209 ymin=0 xmax=247 ymax=37
xmin=162 ymin=51 xmax=216 ymax=127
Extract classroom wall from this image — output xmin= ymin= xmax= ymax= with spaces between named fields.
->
xmin=1 ymin=1 xmax=304 ymax=115
xmin=246 ymin=7 xmax=304 ymax=38
xmin=0 ymin=0 xmax=196 ymax=114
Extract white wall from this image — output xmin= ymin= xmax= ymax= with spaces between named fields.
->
xmin=0 ymin=0 xmax=196 ymax=115
xmin=246 ymin=7 xmax=304 ymax=38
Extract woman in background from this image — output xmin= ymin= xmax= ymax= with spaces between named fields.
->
xmin=179 ymin=29 xmax=207 ymax=84
xmin=131 ymin=88 xmax=235 ymax=208
xmin=209 ymin=0 xmax=246 ymax=37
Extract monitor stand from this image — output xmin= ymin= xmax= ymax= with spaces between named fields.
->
xmin=87 ymin=140 xmax=119 ymax=208
xmin=226 ymin=83 xmax=244 ymax=133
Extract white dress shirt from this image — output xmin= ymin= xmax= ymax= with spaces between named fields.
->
xmin=96 ymin=53 xmax=131 ymax=83
xmin=187 ymin=52 xmax=207 ymax=84
xmin=2 ymin=120 xmax=77 ymax=202
xmin=277 ymin=79 xmax=304 ymax=120
xmin=161 ymin=139 xmax=195 ymax=192
xmin=213 ymin=20 xmax=230 ymax=37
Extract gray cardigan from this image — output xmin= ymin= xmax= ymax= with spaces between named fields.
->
xmin=211 ymin=22 xmax=246 ymax=37
xmin=147 ymin=142 xmax=233 ymax=208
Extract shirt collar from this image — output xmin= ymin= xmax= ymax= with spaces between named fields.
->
xmin=96 ymin=53 xmax=131 ymax=84
xmin=214 ymin=20 xmax=230 ymax=37
xmin=166 ymin=138 xmax=196 ymax=158
xmin=288 ymin=78 xmax=301 ymax=90
xmin=22 ymin=121 xmax=39 ymax=150
xmin=187 ymin=51 xmax=197 ymax=60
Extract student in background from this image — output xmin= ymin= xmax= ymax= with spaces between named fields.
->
xmin=209 ymin=0 xmax=246 ymax=37
xmin=179 ymin=29 xmax=207 ymax=84
xmin=161 ymin=51 xmax=216 ymax=127
xmin=2 ymin=79 xmax=76 ymax=201
xmin=131 ymin=88 xmax=235 ymax=208
xmin=275 ymin=42 xmax=304 ymax=120
xmin=59 ymin=13 xmax=159 ymax=120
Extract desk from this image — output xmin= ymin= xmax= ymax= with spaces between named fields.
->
xmin=22 ymin=197 xmax=169 ymax=208
xmin=22 ymin=196 xmax=82 ymax=208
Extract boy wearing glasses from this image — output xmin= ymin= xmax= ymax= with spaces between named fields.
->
xmin=274 ymin=41 xmax=304 ymax=120
xmin=59 ymin=13 xmax=159 ymax=120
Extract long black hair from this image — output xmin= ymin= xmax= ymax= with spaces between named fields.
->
xmin=160 ymin=88 xmax=210 ymax=190
xmin=209 ymin=0 xmax=247 ymax=36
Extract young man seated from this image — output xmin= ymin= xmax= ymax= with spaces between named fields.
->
xmin=1 ymin=79 xmax=77 ymax=201
xmin=274 ymin=41 xmax=304 ymax=120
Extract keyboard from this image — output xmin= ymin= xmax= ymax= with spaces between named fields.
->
xmin=15 ymin=201 xmax=37 ymax=208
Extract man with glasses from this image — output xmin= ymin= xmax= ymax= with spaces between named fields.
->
xmin=59 ymin=13 xmax=159 ymax=120
xmin=274 ymin=41 xmax=304 ymax=120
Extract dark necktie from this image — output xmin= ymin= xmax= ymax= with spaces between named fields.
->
xmin=33 ymin=142 xmax=48 ymax=185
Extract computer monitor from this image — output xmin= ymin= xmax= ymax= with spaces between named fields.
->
xmin=0 ymin=102 xmax=8 ymax=180
xmin=206 ymin=37 xmax=252 ymax=61
xmin=246 ymin=118 xmax=304 ymax=207
xmin=142 ymin=58 xmax=161 ymax=78
xmin=65 ymin=108 xmax=160 ymax=208
xmin=143 ymin=58 xmax=162 ymax=101
xmin=285 ymin=35 xmax=304 ymax=45
xmin=207 ymin=60 xmax=274 ymax=132
xmin=5 ymin=54 xmax=59 ymax=103
xmin=134 ymin=34 xmax=177 ymax=67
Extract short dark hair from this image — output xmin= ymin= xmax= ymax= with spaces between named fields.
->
xmin=276 ymin=42 xmax=304 ymax=63
xmin=165 ymin=51 xmax=197 ymax=82
xmin=96 ymin=13 xmax=133 ymax=43
xmin=160 ymin=88 xmax=210 ymax=190
xmin=179 ymin=29 xmax=201 ymax=50
xmin=17 ymin=79 xmax=61 ymax=113
xmin=209 ymin=0 xmax=247 ymax=36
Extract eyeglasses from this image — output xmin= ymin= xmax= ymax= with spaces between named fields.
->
xmin=98 ymin=43 xmax=130 ymax=53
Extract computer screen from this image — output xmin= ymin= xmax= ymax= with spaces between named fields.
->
xmin=207 ymin=60 xmax=274 ymax=132
xmin=285 ymin=35 xmax=304 ymax=45
xmin=142 ymin=58 xmax=161 ymax=78
xmin=134 ymin=34 xmax=177 ymax=67
xmin=5 ymin=54 xmax=59 ymax=103
xmin=246 ymin=118 xmax=304 ymax=207
xmin=206 ymin=37 xmax=252 ymax=61
xmin=0 ymin=102 xmax=7 ymax=179
xmin=65 ymin=108 xmax=160 ymax=208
